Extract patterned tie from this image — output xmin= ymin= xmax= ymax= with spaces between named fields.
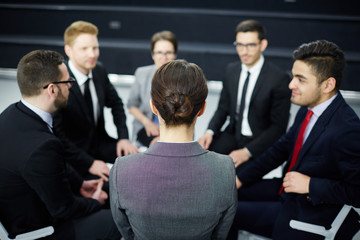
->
xmin=84 ymin=78 xmax=94 ymax=123
xmin=235 ymin=71 xmax=251 ymax=140
xmin=279 ymin=109 xmax=313 ymax=194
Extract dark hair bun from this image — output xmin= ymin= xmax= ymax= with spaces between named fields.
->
xmin=164 ymin=92 xmax=193 ymax=123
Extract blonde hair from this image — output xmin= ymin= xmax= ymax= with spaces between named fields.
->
xmin=64 ymin=20 xmax=98 ymax=46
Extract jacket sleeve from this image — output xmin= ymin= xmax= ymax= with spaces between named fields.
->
xmin=309 ymin=122 xmax=360 ymax=207
xmin=246 ymin=71 xmax=291 ymax=158
xmin=24 ymin=138 xmax=102 ymax=220
xmin=208 ymin=66 xmax=234 ymax=134
xmin=127 ymin=67 xmax=142 ymax=109
xmin=211 ymin=164 xmax=237 ymax=239
xmin=53 ymin=109 xmax=94 ymax=175
xmin=110 ymin=162 xmax=135 ymax=239
xmin=238 ymin=108 xmax=305 ymax=186
xmin=101 ymin=67 xmax=129 ymax=140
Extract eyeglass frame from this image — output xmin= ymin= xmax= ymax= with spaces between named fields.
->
xmin=43 ymin=77 xmax=76 ymax=89
xmin=152 ymin=51 xmax=176 ymax=58
xmin=233 ymin=41 xmax=261 ymax=50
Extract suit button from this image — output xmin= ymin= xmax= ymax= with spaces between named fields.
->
xmin=306 ymin=195 xmax=311 ymax=201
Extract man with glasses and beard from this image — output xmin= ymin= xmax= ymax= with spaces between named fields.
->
xmin=0 ymin=50 xmax=121 ymax=240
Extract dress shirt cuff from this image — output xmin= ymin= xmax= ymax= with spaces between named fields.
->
xmin=244 ymin=147 xmax=252 ymax=157
xmin=206 ymin=129 xmax=214 ymax=136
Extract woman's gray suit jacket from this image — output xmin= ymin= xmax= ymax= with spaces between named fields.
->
xmin=110 ymin=141 xmax=237 ymax=240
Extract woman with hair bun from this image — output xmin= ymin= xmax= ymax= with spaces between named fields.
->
xmin=110 ymin=60 xmax=237 ymax=240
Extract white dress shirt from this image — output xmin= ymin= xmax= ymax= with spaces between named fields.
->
xmin=304 ymin=93 xmax=337 ymax=143
xmin=236 ymin=55 xmax=265 ymax=137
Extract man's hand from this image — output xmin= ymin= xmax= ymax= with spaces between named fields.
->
xmin=80 ymin=179 xmax=108 ymax=205
xmin=282 ymin=171 xmax=310 ymax=194
xmin=116 ymin=139 xmax=139 ymax=157
xmin=236 ymin=176 xmax=242 ymax=189
xmin=198 ymin=132 xmax=213 ymax=150
xmin=143 ymin=119 xmax=160 ymax=137
xmin=229 ymin=148 xmax=251 ymax=168
xmin=89 ymin=160 xmax=110 ymax=181
xmin=149 ymin=136 xmax=160 ymax=146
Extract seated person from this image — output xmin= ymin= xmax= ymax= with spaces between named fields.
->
xmin=198 ymin=20 xmax=291 ymax=174
xmin=53 ymin=21 xmax=138 ymax=182
xmin=0 ymin=50 xmax=120 ymax=240
xmin=127 ymin=30 xmax=177 ymax=147
xmin=227 ymin=40 xmax=360 ymax=240
xmin=110 ymin=60 xmax=237 ymax=239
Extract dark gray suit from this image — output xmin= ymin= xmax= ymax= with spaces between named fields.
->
xmin=110 ymin=142 xmax=237 ymax=240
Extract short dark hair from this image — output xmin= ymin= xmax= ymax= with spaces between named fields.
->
xmin=151 ymin=30 xmax=178 ymax=53
xmin=293 ymin=40 xmax=345 ymax=91
xmin=151 ymin=59 xmax=208 ymax=126
xmin=235 ymin=19 xmax=266 ymax=40
xmin=17 ymin=50 xmax=64 ymax=97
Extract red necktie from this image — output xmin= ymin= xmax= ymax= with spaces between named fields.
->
xmin=279 ymin=110 xmax=313 ymax=194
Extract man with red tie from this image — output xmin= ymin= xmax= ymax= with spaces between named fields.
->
xmin=227 ymin=40 xmax=360 ymax=240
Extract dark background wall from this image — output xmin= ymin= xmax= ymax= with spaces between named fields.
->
xmin=0 ymin=1 xmax=359 ymax=90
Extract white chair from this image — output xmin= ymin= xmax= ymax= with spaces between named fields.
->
xmin=0 ymin=221 xmax=54 ymax=240
xmin=289 ymin=204 xmax=360 ymax=240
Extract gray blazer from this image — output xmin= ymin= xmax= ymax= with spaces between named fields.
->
xmin=127 ymin=65 xmax=157 ymax=141
xmin=110 ymin=141 xmax=237 ymax=240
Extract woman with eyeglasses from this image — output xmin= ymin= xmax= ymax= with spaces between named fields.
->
xmin=127 ymin=30 xmax=177 ymax=147
xmin=110 ymin=60 xmax=237 ymax=240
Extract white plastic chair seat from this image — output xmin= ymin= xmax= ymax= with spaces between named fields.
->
xmin=0 ymin=221 xmax=54 ymax=240
xmin=289 ymin=204 xmax=359 ymax=240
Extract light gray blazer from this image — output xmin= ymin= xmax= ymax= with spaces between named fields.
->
xmin=127 ymin=65 xmax=157 ymax=141
xmin=110 ymin=141 xmax=237 ymax=240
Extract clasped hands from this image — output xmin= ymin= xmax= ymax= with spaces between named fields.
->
xmin=80 ymin=179 xmax=108 ymax=205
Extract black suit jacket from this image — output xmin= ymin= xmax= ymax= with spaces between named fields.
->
xmin=239 ymin=93 xmax=360 ymax=239
xmin=208 ymin=60 xmax=291 ymax=157
xmin=53 ymin=62 xmax=129 ymax=174
xmin=0 ymin=102 xmax=101 ymax=237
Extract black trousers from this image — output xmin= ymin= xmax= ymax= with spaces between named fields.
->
xmin=209 ymin=130 xmax=254 ymax=176
xmin=227 ymin=178 xmax=360 ymax=240
xmin=137 ymin=128 xmax=156 ymax=147
xmin=46 ymin=209 xmax=121 ymax=240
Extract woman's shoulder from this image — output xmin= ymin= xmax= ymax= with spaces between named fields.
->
xmin=135 ymin=64 xmax=156 ymax=74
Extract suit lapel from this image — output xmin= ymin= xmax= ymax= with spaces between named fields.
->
xmin=294 ymin=93 xmax=343 ymax=168
xmin=92 ymin=67 xmax=105 ymax=109
xmin=67 ymin=67 xmax=94 ymax=122
xmin=250 ymin=60 xmax=268 ymax=104
xmin=231 ymin=63 xmax=242 ymax=108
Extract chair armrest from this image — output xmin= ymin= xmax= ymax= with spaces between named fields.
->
xmin=15 ymin=226 xmax=54 ymax=240
xmin=289 ymin=220 xmax=328 ymax=236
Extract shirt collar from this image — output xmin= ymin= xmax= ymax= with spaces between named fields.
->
xmin=21 ymin=98 xmax=53 ymax=128
xmin=309 ymin=93 xmax=338 ymax=118
xmin=241 ymin=54 xmax=264 ymax=75
xmin=68 ymin=60 xmax=93 ymax=86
